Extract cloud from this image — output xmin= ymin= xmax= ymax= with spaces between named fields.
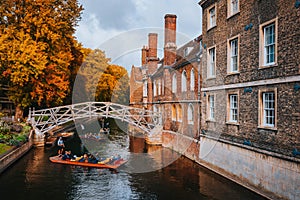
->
xmin=79 ymin=0 xmax=137 ymax=30
xmin=75 ymin=0 xmax=202 ymax=67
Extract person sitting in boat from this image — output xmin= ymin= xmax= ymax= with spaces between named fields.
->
xmin=62 ymin=150 xmax=75 ymax=160
xmin=78 ymin=153 xmax=89 ymax=162
xmin=88 ymin=154 xmax=99 ymax=164
xmin=58 ymin=148 xmax=65 ymax=157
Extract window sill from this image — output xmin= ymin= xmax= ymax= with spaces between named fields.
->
xmin=226 ymin=121 xmax=239 ymax=126
xmin=226 ymin=71 xmax=240 ymax=76
xmin=207 ymin=26 xmax=216 ymax=32
xmin=257 ymin=126 xmax=277 ymax=131
xmin=259 ymin=63 xmax=278 ymax=69
xmin=206 ymin=77 xmax=216 ymax=80
xmin=227 ymin=11 xmax=240 ymax=20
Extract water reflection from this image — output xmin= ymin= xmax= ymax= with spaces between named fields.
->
xmin=0 ymin=123 xmax=266 ymax=200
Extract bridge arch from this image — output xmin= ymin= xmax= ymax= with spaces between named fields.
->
xmin=28 ymin=102 xmax=162 ymax=136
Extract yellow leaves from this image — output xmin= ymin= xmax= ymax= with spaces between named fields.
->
xmin=0 ymin=0 xmax=83 ymax=108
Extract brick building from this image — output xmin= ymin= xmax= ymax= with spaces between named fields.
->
xmin=130 ymin=14 xmax=202 ymax=139
xmin=199 ymin=0 xmax=300 ymax=157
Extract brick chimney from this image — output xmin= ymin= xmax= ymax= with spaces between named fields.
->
xmin=141 ymin=46 xmax=148 ymax=66
xmin=164 ymin=14 xmax=177 ymax=66
xmin=147 ymin=33 xmax=158 ymax=74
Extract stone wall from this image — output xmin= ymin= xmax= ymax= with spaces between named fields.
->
xmin=199 ymin=136 xmax=300 ymax=200
xmin=161 ymin=131 xmax=300 ymax=200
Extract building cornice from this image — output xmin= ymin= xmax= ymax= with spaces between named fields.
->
xmin=202 ymin=75 xmax=300 ymax=92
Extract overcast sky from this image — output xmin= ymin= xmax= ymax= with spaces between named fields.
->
xmin=75 ymin=0 xmax=202 ymax=70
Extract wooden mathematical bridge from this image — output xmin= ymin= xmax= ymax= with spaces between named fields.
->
xmin=28 ymin=102 xmax=163 ymax=141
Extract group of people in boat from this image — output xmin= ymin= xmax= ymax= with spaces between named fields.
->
xmin=56 ymin=136 xmax=121 ymax=165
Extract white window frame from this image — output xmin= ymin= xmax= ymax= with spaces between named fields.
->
xmin=259 ymin=18 xmax=277 ymax=68
xmin=228 ymin=94 xmax=238 ymax=123
xmin=227 ymin=36 xmax=239 ymax=74
xmin=258 ymin=88 xmax=277 ymax=129
xmin=190 ymin=68 xmax=195 ymax=91
xmin=182 ymin=70 xmax=187 ymax=92
xmin=208 ymin=5 xmax=216 ymax=30
xmin=207 ymin=46 xmax=216 ymax=78
xmin=208 ymin=94 xmax=215 ymax=121
xmin=158 ymin=79 xmax=161 ymax=96
xmin=188 ymin=104 xmax=194 ymax=125
xmin=143 ymin=81 xmax=147 ymax=97
xmin=227 ymin=0 xmax=239 ymax=18
xmin=172 ymin=74 xmax=177 ymax=94
xmin=153 ymin=80 xmax=157 ymax=97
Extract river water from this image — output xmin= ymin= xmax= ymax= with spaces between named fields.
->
xmin=0 ymin=121 xmax=266 ymax=200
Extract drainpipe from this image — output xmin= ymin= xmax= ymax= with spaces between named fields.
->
xmin=197 ymin=54 xmax=201 ymax=141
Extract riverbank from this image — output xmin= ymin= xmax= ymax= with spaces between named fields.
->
xmin=162 ymin=131 xmax=300 ymax=200
xmin=0 ymin=130 xmax=34 ymax=174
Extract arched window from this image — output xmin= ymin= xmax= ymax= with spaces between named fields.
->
xmin=182 ymin=70 xmax=187 ymax=92
xmin=190 ymin=68 xmax=195 ymax=91
xmin=177 ymin=104 xmax=182 ymax=122
xmin=172 ymin=104 xmax=176 ymax=121
xmin=143 ymin=81 xmax=147 ymax=97
xmin=172 ymin=74 xmax=177 ymax=93
xmin=153 ymin=80 xmax=157 ymax=96
xmin=188 ymin=104 xmax=194 ymax=124
xmin=158 ymin=79 xmax=161 ymax=95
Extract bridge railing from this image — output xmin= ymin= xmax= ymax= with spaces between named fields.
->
xmin=29 ymin=102 xmax=162 ymax=135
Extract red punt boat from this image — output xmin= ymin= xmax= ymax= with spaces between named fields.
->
xmin=49 ymin=156 xmax=127 ymax=169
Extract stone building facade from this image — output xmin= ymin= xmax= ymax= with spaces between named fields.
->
xmin=130 ymin=14 xmax=202 ymax=140
xmin=199 ymin=0 xmax=300 ymax=157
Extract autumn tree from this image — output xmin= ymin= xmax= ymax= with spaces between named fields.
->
xmin=0 ymin=0 xmax=83 ymax=119
xmin=97 ymin=65 xmax=129 ymax=104
xmin=75 ymin=49 xmax=129 ymax=104
xmin=75 ymin=48 xmax=110 ymax=102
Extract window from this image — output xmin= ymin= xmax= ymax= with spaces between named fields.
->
xmin=188 ymin=104 xmax=194 ymax=124
xmin=263 ymin=92 xmax=275 ymax=126
xmin=207 ymin=47 xmax=216 ymax=78
xmin=264 ymin=24 xmax=275 ymax=65
xmin=259 ymin=89 xmax=277 ymax=129
xmin=153 ymin=80 xmax=157 ymax=96
xmin=162 ymin=79 xmax=164 ymax=95
xmin=177 ymin=104 xmax=182 ymax=122
xmin=259 ymin=19 xmax=277 ymax=67
xmin=182 ymin=70 xmax=187 ymax=92
xmin=199 ymin=40 xmax=203 ymax=54
xmin=208 ymin=95 xmax=215 ymax=120
xmin=143 ymin=81 xmax=147 ymax=97
xmin=158 ymin=79 xmax=161 ymax=95
xmin=172 ymin=74 xmax=177 ymax=93
xmin=228 ymin=0 xmax=239 ymax=17
xmin=208 ymin=6 xmax=216 ymax=29
xmin=228 ymin=37 xmax=239 ymax=73
xmin=229 ymin=94 xmax=238 ymax=122
xmin=190 ymin=68 xmax=195 ymax=91
xmin=172 ymin=104 xmax=177 ymax=121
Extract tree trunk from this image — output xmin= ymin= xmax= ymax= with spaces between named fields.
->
xmin=15 ymin=105 xmax=23 ymax=122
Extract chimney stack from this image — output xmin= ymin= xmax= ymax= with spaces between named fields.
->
xmin=141 ymin=46 xmax=148 ymax=66
xmin=147 ymin=33 xmax=158 ymax=74
xmin=164 ymin=14 xmax=177 ymax=66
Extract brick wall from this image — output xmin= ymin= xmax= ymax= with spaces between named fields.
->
xmin=200 ymin=0 xmax=300 ymax=157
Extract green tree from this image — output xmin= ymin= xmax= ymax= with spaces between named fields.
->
xmin=0 ymin=0 xmax=83 ymax=119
